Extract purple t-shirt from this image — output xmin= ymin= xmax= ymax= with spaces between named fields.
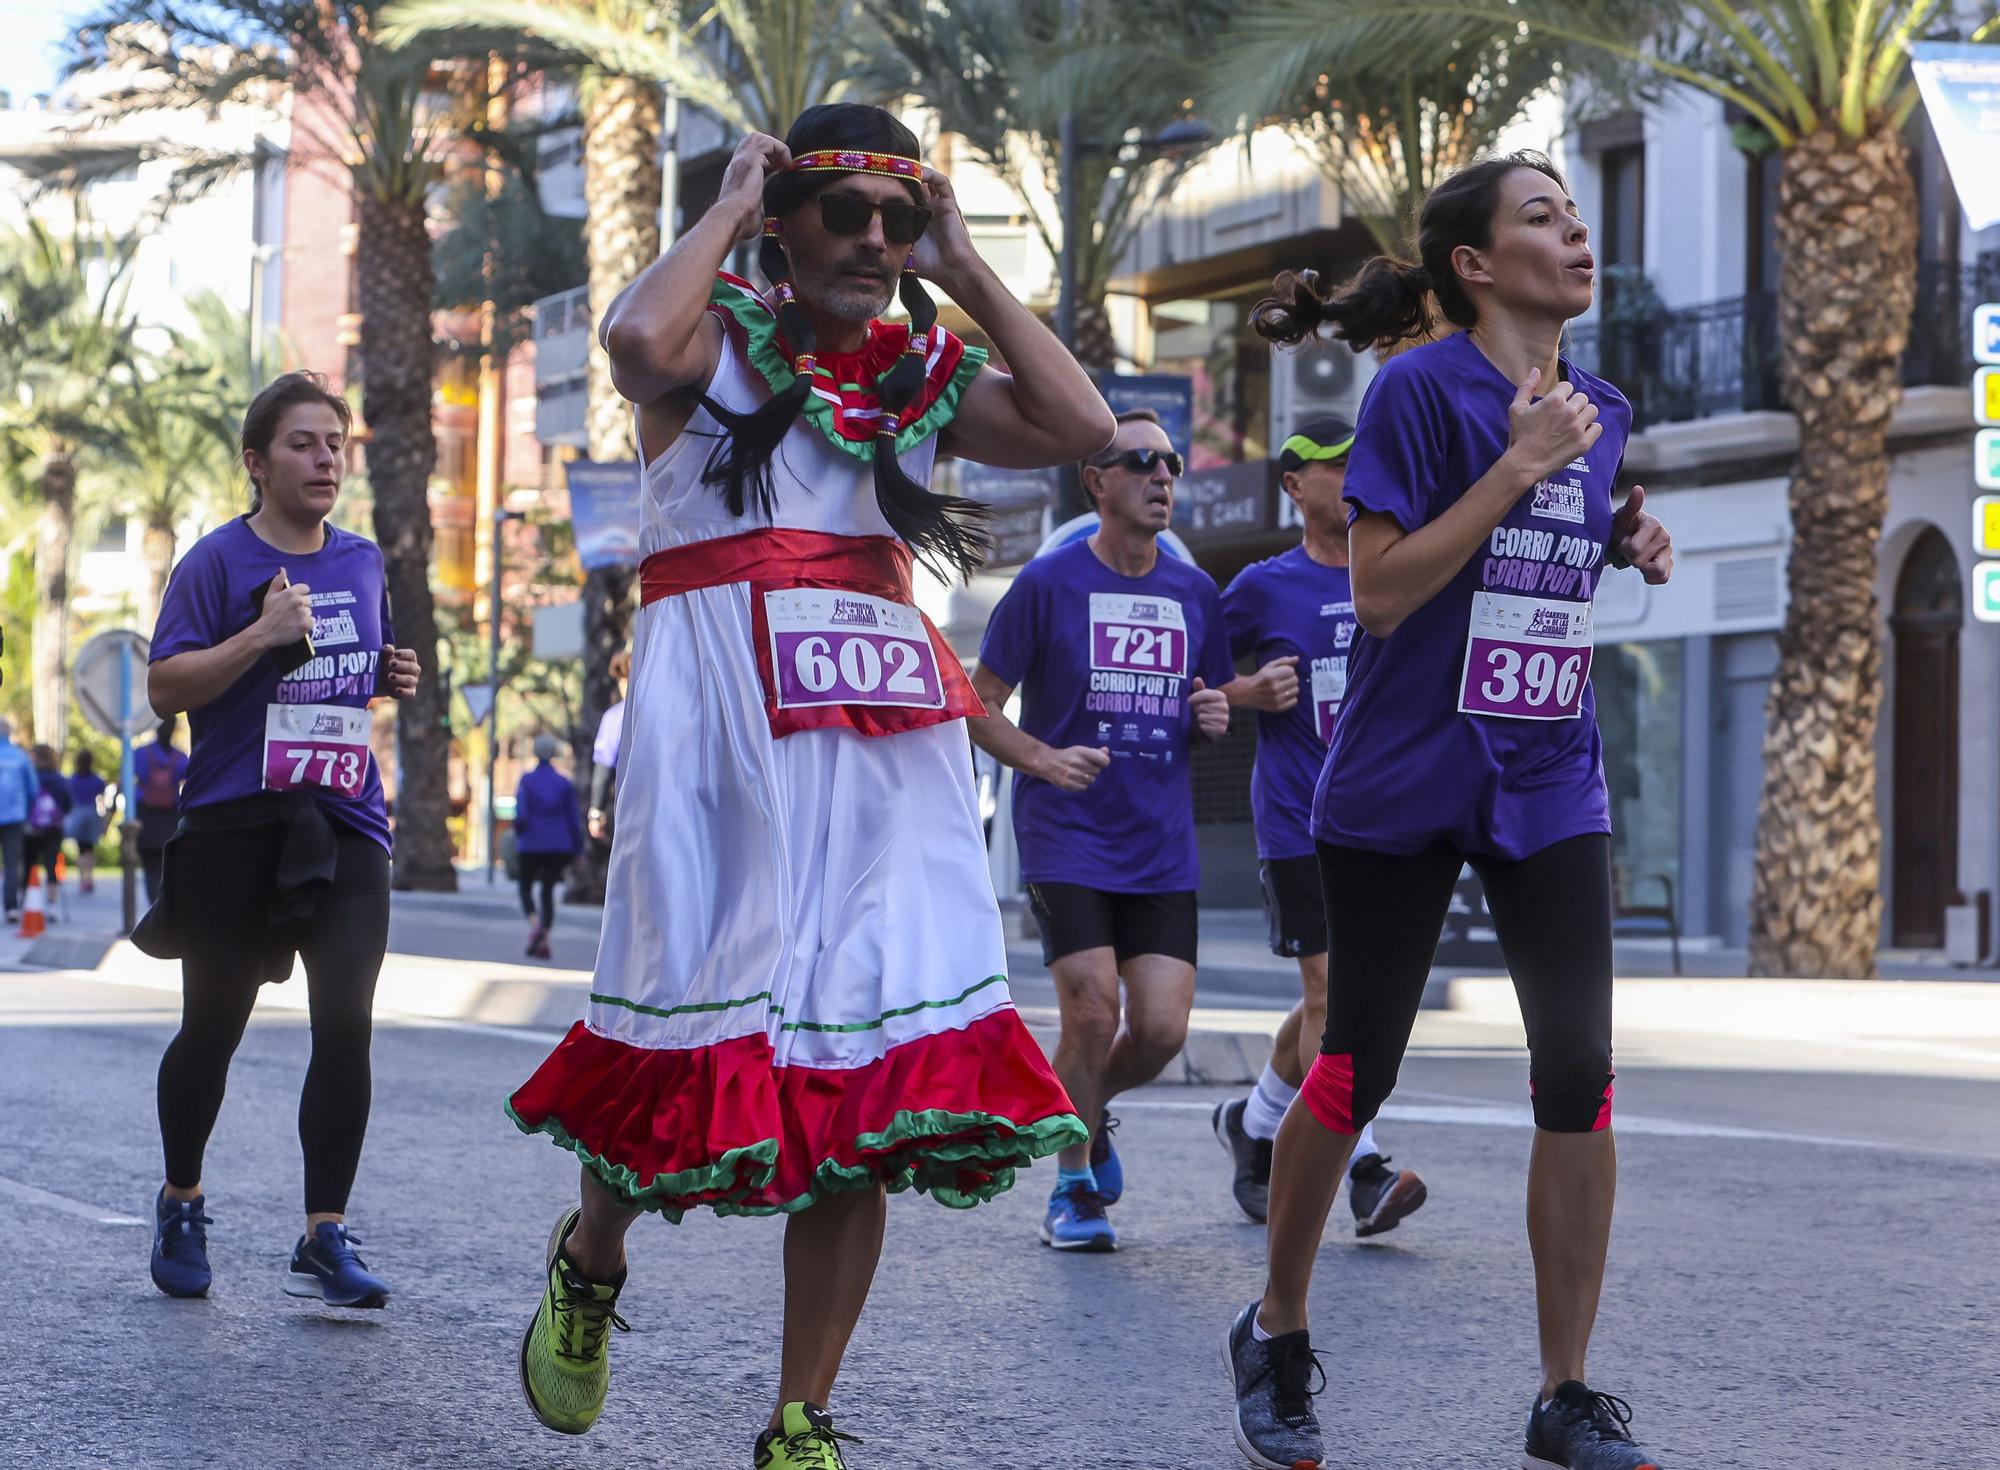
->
xmin=150 ymin=516 xmax=393 ymax=851
xmin=979 ymin=538 xmax=1235 ymax=893
xmin=1223 ymin=547 xmax=1356 ymax=861
xmin=1315 ymin=332 xmax=1629 ymax=859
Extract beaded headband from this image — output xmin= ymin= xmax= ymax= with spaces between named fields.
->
xmin=787 ymin=149 xmax=924 ymax=179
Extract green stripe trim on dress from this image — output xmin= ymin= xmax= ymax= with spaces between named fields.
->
xmin=588 ymin=989 xmax=776 ymax=1022
xmin=587 ymin=973 xmax=1008 ymax=1033
xmin=776 ymin=973 xmax=1008 ymax=1033
xmin=506 ymin=1098 xmax=1088 ymax=1223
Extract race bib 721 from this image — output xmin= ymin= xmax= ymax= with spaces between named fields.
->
xmin=1088 ymin=592 xmax=1188 ymax=677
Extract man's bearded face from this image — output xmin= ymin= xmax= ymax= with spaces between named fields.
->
xmin=781 ymin=173 xmax=916 ymax=323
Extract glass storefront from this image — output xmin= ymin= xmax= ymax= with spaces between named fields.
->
xmin=1593 ymin=639 xmax=1684 ymax=908
xmin=1147 ymin=286 xmax=1274 ymax=470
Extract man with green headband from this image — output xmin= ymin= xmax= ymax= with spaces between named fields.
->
xmin=1213 ymin=413 xmax=1430 ymax=1234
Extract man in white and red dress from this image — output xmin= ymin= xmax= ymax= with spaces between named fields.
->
xmin=508 ymin=104 xmax=1113 ymax=1469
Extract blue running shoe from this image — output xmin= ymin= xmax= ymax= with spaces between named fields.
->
xmin=150 ymin=1187 xmax=212 ymax=1299
xmin=1037 ymin=1181 xmax=1117 ymax=1252
xmin=285 ymin=1222 xmax=390 ymax=1308
xmin=1090 ymin=1109 xmax=1123 ymax=1205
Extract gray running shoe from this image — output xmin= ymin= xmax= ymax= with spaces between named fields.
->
xmin=1213 ymin=1098 xmax=1274 ymax=1223
xmin=1523 ymin=1381 xmax=1662 ymax=1469
xmin=1348 ymin=1152 xmax=1427 ymax=1237
xmin=1223 ymin=1300 xmax=1324 ymax=1470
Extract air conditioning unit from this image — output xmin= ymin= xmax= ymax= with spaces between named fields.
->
xmin=1269 ymin=335 xmax=1377 ymax=443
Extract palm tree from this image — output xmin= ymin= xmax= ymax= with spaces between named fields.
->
xmin=0 ymin=218 xmax=146 ymax=751
xmin=1241 ymin=1 xmax=2000 ymax=978
xmin=1207 ymin=13 xmax=1587 ymax=251
xmin=860 ymin=0 xmax=1226 ymax=370
xmin=380 ymin=0 xmax=865 ymax=895
xmin=71 ymin=1 xmax=479 ymax=890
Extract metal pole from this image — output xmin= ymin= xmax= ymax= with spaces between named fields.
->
xmin=484 ymin=507 xmax=506 ymax=885
xmin=118 ymin=643 xmax=137 ymax=934
xmin=1055 ymin=0 xmax=1084 ymax=517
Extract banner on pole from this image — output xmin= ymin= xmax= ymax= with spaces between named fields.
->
xmin=1910 ymin=44 xmax=2000 ymax=231
xmin=565 ymin=459 xmax=642 ymax=572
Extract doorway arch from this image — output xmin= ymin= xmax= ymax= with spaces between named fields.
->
xmin=1890 ymin=527 xmax=1961 ymax=947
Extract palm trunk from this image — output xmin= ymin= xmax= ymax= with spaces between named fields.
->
xmin=141 ymin=518 xmax=175 ymax=635
xmin=356 ymin=190 xmax=457 ymax=891
xmin=1073 ymin=295 xmax=1118 ymax=373
xmin=1746 ymin=125 xmax=1917 ymax=978
xmin=32 ymin=456 xmax=76 ymax=750
xmin=569 ymin=75 xmax=662 ymax=905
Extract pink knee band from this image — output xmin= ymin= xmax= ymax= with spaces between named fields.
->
xmin=1300 ymin=1052 xmax=1357 ymax=1134
xmin=1593 ymin=1075 xmax=1615 ymax=1132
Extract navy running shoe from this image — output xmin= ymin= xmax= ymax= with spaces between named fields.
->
xmin=1524 ymin=1381 xmax=1662 ymax=1469
xmin=1348 ymin=1152 xmax=1427 ymax=1238
xmin=1037 ymin=1181 xmax=1117 ymax=1252
xmin=1223 ymin=1300 xmax=1323 ymax=1469
xmin=285 ymin=1222 xmax=390 ymax=1308
xmin=150 ymin=1187 xmax=212 ymax=1299
xmin=1090 ymin=1109 xmax=1123 ymax=1205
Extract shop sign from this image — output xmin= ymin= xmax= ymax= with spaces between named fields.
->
xmin=1178 ymin=461 xmax=1275 ymax=544
xmin=1977 ymin=367 xmax=2000 ymax=427
xmin=1976 ymin=303 xmax=2000 ymax=366
xmin=1978 ymin=430 xmax=2000 ymax=491
xmin=959 ymin=462 xmax=1057 ymax=570
xmin=1975 ymin=562 xmax=2000 ymax=624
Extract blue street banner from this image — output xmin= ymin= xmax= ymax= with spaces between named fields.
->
xmin=1910 ymin=43 xmax=2000 ymax=232
xmin=565 ymin=459 xmax=642 ymax=572
xmin=1101 ymin=374 xmax=1194 ymax=465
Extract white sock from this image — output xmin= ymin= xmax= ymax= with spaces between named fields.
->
xmin=1351 ymin=1119 xmax=1381 ymax=1165
xmin=1241 ymin=1062 xmax=1298 ymax=1141
xmin=1250 ymin=1312 xmax=1273 ymax=1342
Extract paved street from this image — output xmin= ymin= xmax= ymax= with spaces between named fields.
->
xmin=4 ymin=892 xmax=1999 ymax=1470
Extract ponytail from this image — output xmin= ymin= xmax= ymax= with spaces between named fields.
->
xmin=1255 ymin=149 xmax=1569 ymax=354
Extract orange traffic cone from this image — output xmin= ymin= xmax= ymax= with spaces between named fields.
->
xmin=15 ymin=870 xmax=45 ymax=939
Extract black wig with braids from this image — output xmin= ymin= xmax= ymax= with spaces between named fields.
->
xmin=699 ymin=103 xmax=992 ymax=579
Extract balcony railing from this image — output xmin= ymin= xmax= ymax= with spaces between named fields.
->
xmin=1565 ymin=254 xmax=2000 ymax=431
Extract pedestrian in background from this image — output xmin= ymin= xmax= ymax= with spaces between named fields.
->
xmin=513 ymin=733 xmax=584 ymax=960
xmin=586 ymin=648 xmax=630 ymax=847
xmin=132 ymin=716 xmax=188 ymax=903
xmin=63 ymin=750 xmax=110 ymax=895
xmin=24 ymin=744 xmax=72 ymax=906
xmin=0 ymin=720 xmax=40 ymax=922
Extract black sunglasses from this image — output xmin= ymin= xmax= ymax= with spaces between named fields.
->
xmin=818 ymin=192 xmax=933 ymax=247
xmin=1092 ymin=446 xmax=1185 ymax=478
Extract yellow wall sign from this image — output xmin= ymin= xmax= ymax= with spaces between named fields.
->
xmin=1978 ymin=366 xmax=2000 ymax=426
xmin=1978 ymin=496 xmax=2000 ymax=557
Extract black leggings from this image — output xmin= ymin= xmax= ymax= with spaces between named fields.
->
xmin=517 ymin=852 xmax=567 ymax=929
xmin=1306 ymin=833 xmax=1615 ymax=1135
xmin=157 ymin=822 xmax=391 ymax=1214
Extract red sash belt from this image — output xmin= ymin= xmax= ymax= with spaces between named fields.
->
xmin=640 ymin=527 xmax=984 ymax=740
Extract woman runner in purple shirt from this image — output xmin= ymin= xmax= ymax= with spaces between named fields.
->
xmin=141 ymin=372 xmax=421 ymax=1311
xmin=1221 ymin=153 xmax=1675 ymax=1470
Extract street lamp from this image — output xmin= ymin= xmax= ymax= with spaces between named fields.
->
xmin=484 ymin=505 xmax=518 ymax=884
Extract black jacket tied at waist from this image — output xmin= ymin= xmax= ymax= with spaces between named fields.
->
xmin=131 ymin=791 xmax=341 ymax=983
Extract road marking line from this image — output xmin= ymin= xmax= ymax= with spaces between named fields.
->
xmin=0 ymin=1175 xmax=146 ymax=1226
xmin=1115 ymin=1096 xmax=1973 ymax=1156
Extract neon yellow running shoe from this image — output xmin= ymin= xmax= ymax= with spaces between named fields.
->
xmin=517 ymin=1206 xmax=629 ymax=1435
xmin=753 ymin=1402 xmax=862 ymax=1469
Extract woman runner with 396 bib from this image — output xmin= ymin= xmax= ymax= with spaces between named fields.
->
xmin=1220 ymin=152 xmax=1675 ymax=1470
xmin=140 ymin=371 xmax=422 ymax=1312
